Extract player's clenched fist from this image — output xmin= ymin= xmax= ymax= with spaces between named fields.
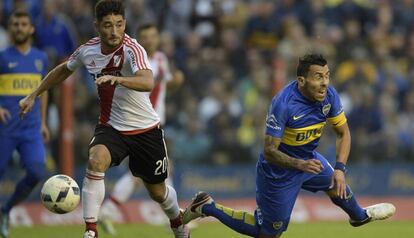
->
xmin=19 ymin=95 xmax=36 ymax=118
xmin=299 ymin=159 xmax=324 ymax=174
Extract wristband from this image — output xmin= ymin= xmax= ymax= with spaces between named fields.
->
xmin=334 ymin=162 xmax=347 ymax=174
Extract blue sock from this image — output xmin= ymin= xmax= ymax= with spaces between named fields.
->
xmin=2 ymin=174 xmax=40 ymax=214
xmin=330 ymin=186 xmax=368 ymax=221
xmin=202 ymin=202 xmax=259 ymax=237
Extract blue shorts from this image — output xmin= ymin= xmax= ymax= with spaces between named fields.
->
xmin=0 ymin=133 xmax=45 ymax=178
xmin=255 ymin=152 xmax=333 ymax=236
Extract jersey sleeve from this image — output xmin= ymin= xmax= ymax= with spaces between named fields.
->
xmin=125 ymin=40 xmax=152 ymax=74
xmin=327 ymin=86 xmax=347 ymax=128
xmin=265 ymin=96 xmax=289 ymax=138
xmin=66 ymin=46 xmax=83 ymax=71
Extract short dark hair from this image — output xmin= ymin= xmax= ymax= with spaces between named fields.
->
xmin=296 ymin=54 xmax=327 ymax=77
xmin=95 ymin=0 xmax=125 ymax=22
xmin=137 ymin=23 xmax=158 ymax=35
xmin=9 ymin=9 xmax=32 ymax=25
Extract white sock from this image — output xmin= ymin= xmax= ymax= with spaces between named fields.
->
xmin=83 ymin=169 xmax=105 ymax=223
xmin=160 ymin=185 xmax=180 ymax=219
xmin=111 ymin=172 xmax=137 ymax=203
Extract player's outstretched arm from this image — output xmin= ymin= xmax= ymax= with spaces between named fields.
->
xmin=95 ymin=69 xmax=154 ymax=92
xmin=19 ymin=62 xmax=74 ymax=117
xmin=263 ymin=135 xmax=324 ymax=174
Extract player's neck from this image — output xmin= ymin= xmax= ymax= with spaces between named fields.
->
xmin=101 ymin=42 xmax=123 ymax=55
xmin=298 ymin=86 xmax=316 ymax=102
xmin=14 ymin=43 xmax=31 ymax=55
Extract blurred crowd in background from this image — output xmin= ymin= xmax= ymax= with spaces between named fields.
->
xmin=1 ymin=0 xmax=414 ymax=167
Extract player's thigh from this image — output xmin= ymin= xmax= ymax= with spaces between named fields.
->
xmin=127 ymin=126 xmax=168 ymax=184
xmin=17 ymin=134 xmax=45 ymax=177
xmin=301 ymin=152 xmax=334 ymax=192
xmin=256 ymin=164 xmax=302 ymax=236
xmin=89 ymin=124 xmax=129 ymax=170
xmin=0 ymin=135 xmax=18 ymax=177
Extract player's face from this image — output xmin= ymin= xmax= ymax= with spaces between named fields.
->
xmin=300 ymin=64 xmax=330 ymax=102
xmin=96 ymin=14 xmax=126 ymax=49
xmin=138 ymin=27 xmax=160 ymax=54
xmin=8 ymin=16 xmax=34 ymax=45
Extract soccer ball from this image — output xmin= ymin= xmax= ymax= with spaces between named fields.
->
xmin=40 ymin=174 xmax=80 ymax=214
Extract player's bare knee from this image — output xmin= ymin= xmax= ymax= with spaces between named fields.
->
xmin=88 ymin=145 xmax=111 ymax=172
xmin=145 ymin=183 xmax=167 ymax=203
xmin=148 ymin=188 xmax=165 ymax=203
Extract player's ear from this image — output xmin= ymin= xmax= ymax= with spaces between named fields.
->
xmin=297 ymin=76 xmax=305 ymax=86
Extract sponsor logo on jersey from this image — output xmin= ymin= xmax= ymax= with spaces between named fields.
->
xmin=127 ymin=49 xmax=137 ymax=68
xmin=295 ymin=127 xmax=323 ymax=142
xmin=8 ymin=62 xmax=18 ymax=68
xmin=266 ymin=114 xmax=281 ymax=130
xmin=91 ymin=71 xmax=122 ymax=80
xmin=293 ymin=114 xmax=306 ymax=120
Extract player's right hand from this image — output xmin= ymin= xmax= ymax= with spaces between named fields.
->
xmin=300 ymin=159 xmax=324 ymax=174
xmin=19 ymin=95 xmax=36 ymax=118
xmin=0 ymin=107 xmax=11 ymax=124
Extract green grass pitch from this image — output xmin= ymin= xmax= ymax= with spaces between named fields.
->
xmin=10 ymin=221 xmax=413 ymax=238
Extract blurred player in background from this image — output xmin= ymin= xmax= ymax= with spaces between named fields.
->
xmin=183 ymin=54 xmax=396 ymax=238
xmin=99 ymin=23 xmax=184 ymax=234
xmin=19 ymin=1 xmax=189 ymax=238
xmin=0 ymin=10 xmax=49 ymax=238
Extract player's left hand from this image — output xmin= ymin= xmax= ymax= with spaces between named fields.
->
xmin=41 ymin=123 xmax=50 ymax=143
xmin=95 ymin=75 xmax=119 ymax=85
xmin=332 ymin=170 xmax=347 ymax=199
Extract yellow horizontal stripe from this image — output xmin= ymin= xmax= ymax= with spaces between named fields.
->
xmin=282 ymin=122 xmax=326 ymax=146
xmin=0 ymin=74 xmax=41 ymax=96
xmin=327 ymin=111 xmax=347 ymax=128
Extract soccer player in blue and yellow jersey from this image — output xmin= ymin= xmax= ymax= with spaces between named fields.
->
xmin=0 ymin=10 xmax=49 ymax=238
xmin=183 ymin=54 xmax=396 ymax=238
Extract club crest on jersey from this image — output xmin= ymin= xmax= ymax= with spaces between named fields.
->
xmin=272 ymin=221 xmax=283 ymax=230
xmin=322 ymin=103 xmax=331 ymax=116
xmin=113 ymin=55 xmax=122 ymax=67
xmin=35 ymin=59 xmax=43 ymax=72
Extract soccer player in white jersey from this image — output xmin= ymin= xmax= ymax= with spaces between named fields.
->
xmin=99 ymin=23 xmax=184 ymax=234
xmin=19 ymin=1 xmax=189 ymax=238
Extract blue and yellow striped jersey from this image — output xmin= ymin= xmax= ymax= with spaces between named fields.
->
xmin=262 ymin=80 xmax=346 ymax=161
xmin=0 ymin=46 xmax=48 ymax=136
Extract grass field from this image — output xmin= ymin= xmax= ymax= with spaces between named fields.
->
xmin=9 ymin=221 xmax=414 ymax=238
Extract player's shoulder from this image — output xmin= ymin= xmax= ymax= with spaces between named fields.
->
xmin=123 ymin=34 xmax=145 ymax=50
xmin=0 ymin=46 xmax=14 ymax=56
xmin=30 ymin=47 xmax=48 ymax=59
xmin=71 ymin=37 xmax=101 ymax=59
xmin=273 ymin=81 xmax=298 ymax=105
xmin=77 ymin=37 xmax=101 ymax=51
xmin=326 ymin=84 xmax=340 ymax=100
